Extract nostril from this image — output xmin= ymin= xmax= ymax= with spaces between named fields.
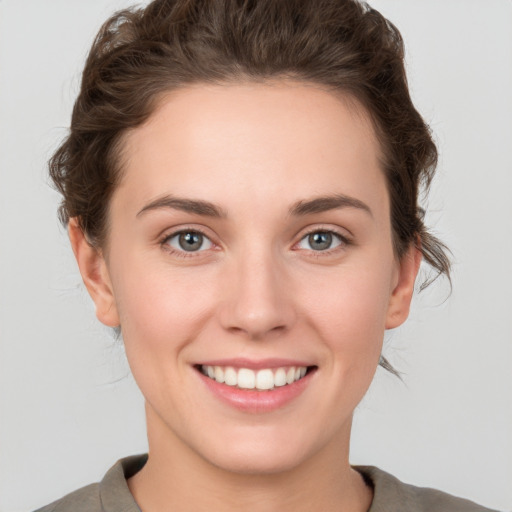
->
xmin=225 ymin=323 xmax=288 ymax=341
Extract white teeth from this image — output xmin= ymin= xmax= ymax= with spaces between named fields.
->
xmin=214 ymin=366 xmax=224 ymax=383
xmin=200 ymin=364 xmax=310 ymax=390
xmin=274 ymin=368 xmax=287 ymax=387
xmin=238 ymin=368 xmax=256 ymax=389
xmin=224 ymin=366 xmax=237 ymax=386
xmin=256 ymin=369 xmax=274 ymax=390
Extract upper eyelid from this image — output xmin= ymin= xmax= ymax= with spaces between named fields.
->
xmin=163 ymin=229 xmax=211 ymax=242
xmin=160 ymin=225 xmax=215 ymax=242
xmin=295 ymin=230 xmax=348 ymax=248
xmin=296 ymin=225 xmax=352 ymax=241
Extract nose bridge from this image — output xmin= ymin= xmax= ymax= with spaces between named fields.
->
xmin=219 ymin=238 xmax=295 ymax=339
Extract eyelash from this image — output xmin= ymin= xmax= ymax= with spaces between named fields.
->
xmin=159 ymin=227 xmax=351 ymax=258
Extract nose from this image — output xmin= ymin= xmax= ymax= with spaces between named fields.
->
xmin=218 ymin=248 xmax=297 ymax=340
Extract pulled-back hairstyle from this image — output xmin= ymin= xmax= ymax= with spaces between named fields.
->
xmin=49 ymin=0 xmax=451 ymax=374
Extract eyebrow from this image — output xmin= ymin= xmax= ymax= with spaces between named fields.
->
xmin=136 ymin=193 xmax=372 ymax=219
xmin=289 ymin=194 xmax=373 ymax=217
xmin=137 ymin=195 xmax=227 ymax=218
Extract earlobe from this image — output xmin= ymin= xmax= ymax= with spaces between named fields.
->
xmin=68 ymin=218 xmax=120 ymax=327
xmin=385 ymin=244 xmax=422 ymax=329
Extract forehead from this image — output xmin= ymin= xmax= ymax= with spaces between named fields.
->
xmin=116 ymin=80 xmax=387 ymax=215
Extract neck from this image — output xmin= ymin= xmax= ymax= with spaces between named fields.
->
xmin=128 ymin=405 xmax=372 ymax=512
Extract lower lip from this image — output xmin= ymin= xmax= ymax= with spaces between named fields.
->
xmin=196 ymin=368 xmax=316 ymax=413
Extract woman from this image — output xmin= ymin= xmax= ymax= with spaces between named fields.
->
xmin=34 ymin=0 xmax=499 ymax=510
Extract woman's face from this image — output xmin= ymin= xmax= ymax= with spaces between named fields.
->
xmin=76 ymin=81 xmax=419 ymax=474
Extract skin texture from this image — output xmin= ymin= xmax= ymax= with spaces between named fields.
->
xmin=69 ymin=81 xmax=421 ymax=512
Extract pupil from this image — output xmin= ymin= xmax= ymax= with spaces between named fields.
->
xmin=179 ymin=232 xmax=202 ymax=251
xmin=309 ymin=232 xmax=332 ymax=250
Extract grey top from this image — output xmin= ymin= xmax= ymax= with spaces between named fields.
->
xmin=35 ymin=454 xmax=499 ymax=512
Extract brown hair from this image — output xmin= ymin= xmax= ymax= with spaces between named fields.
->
xmin=49 ymin=0 xmax=451 ymax=373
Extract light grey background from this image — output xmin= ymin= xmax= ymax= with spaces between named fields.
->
xmin=1 ymin=1 xmax=511 ymax=511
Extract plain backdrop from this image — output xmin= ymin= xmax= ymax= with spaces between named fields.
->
xmin=1 ymin=1 xmax=511 ymax=511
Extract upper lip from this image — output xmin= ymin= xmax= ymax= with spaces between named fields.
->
xmin=194 ymin=358 xmax=315 ymax=370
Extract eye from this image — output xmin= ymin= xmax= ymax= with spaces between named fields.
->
xmin=296 ymin=230 xmax=345 ymax=251
xmin=164 ymin=230 xmax=213 ymax=252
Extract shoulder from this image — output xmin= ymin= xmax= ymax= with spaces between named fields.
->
xmin=33 ymin=483 xmax=100 ymax=512
xmin=355 ymin=466 xmax=501 ymax=512
xmin=33 ymin=454 xmax=147 ymax=512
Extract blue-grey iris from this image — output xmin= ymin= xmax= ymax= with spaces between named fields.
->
xmin=309 ymin=232 xmax=332 ymax=251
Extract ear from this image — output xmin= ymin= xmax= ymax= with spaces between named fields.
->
xmin=385 ymin=244 xmax=422 ymax=329
xmin=68 ymin=218 xmax=120 ymax=327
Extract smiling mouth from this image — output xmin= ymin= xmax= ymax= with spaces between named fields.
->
xmin=196 ymin=365 xmax=317 ymax=391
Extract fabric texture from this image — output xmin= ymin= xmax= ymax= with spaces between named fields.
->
xmin=34 ymin=454 xmax=500 ymax=512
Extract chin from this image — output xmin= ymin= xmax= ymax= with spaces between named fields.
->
xmin=208 ymin=447 xmax=308 ymax=476
xmin=193 ymin=426 xmax=323 ymax=476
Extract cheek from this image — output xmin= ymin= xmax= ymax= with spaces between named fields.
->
xmin=299 ymin=259 xmax=394 ymax=363
xmin=110 ymin=257 xmax=218 ymax=359
xmin=109 ymin=262 xmax=223 ymax=413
